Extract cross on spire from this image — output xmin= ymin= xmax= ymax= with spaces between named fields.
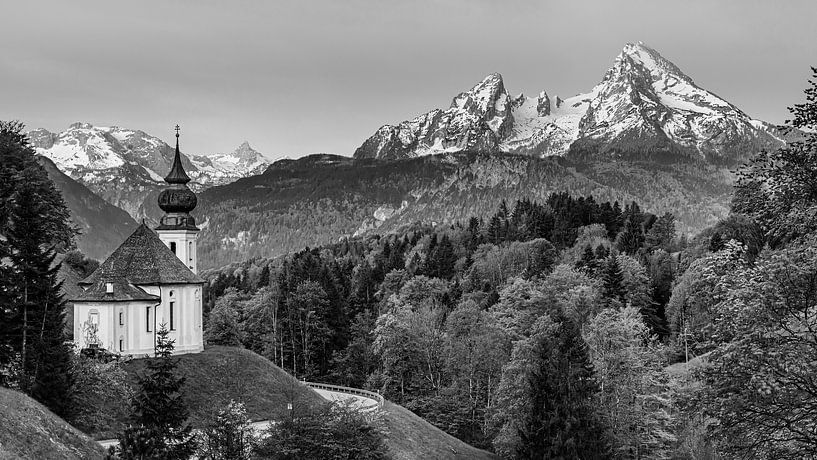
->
xmin=175 ymin=124 xmax=180 ymax=138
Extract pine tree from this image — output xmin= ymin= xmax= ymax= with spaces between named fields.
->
xmin=118 ymin=324 xmax=196 ymax=459
xmin=516 ymin=313 xmax=610 ymax=458
xmin=487 ymin=215 xmax=503 ymax=244
xmin=0 ymin=121 xmax=75 ymax=413
xmin=602 ymin=255 xmax=627 ymax=307
xmin=616 ymin=216 xmax=645 ymax=255
xmin=257 ymin=265 xmax=271 ymax=289
xmin=577 ymin=245 xmax=597 ymax=274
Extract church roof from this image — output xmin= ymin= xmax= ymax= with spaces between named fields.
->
xmin=78 ymin=223 xmax=204 ymax=288
xmin=73 ymin=278 xmax=160 ymax=303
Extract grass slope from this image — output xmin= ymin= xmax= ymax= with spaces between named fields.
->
xmin=0 ymin=387 xmax=106 ymax=460
xmin=381 ymin=401 xmax=498 ymax=460
xmin=93 ymin=346 xmax=325 ymax=439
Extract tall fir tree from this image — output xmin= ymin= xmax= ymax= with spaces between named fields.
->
xmin=0 ymin=121 xmax=75 ymax=416
xmin=118 ymin=324 xmax=196 ymax=459
xmin=602 ymin=255 xmax=627 ymax=307
xmin=517 ymin=313 xmax=610 ymax=459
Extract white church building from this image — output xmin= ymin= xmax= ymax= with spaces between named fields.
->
xmin=72 ymin=129 xmax=204 ymax=355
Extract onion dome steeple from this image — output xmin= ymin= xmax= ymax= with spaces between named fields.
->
xmin=157 ymin=125 xmax=198 ymax=230
xmin=165 ymin=125 xmax=191 ymax=184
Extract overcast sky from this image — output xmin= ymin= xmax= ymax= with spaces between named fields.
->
xmin=2 ymin=0 xmax=815 ymax=158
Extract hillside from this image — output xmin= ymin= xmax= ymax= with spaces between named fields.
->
xmin=0 ymin=387 xmax=106 ymax=460
xmin=38 ymin=155 xmax=138 ymax=260
xmin=196 ymin=152 xmax=731 ymax=269
xmin=381 ymin=401 xmax=498 ymax=460
xmin=92 ymin=346 xmax=325 ymax=439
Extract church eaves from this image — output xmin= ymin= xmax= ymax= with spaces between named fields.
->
xmin=79 ymin=223 xmax=205 ymax=287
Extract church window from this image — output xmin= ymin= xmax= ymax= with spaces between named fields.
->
xmin=146 ymin=306 xmax=152 ymax=332
xmin=189 ymin=242 xmax=193 ymax=261
xmin=119 ymin=311 xmax=124 ymax=326
xmin=89 ymin=310 xmax=99 ymax=326
xmin=170 ymin=301 xmax=175 ymax=330
xmin=170 ymin=242 xmax=176 ymax=254
xmin=119 ymin=338 xmax=124 ymax=352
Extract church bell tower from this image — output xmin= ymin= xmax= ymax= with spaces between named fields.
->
xmin=156 ymin=125 xmax=199 ymax=273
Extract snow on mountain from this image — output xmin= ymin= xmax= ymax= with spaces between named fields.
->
xmin=190 ymin=141 xmax=271 ymax=185
xmin=30 ymin=123 xmax=271 ymax=221
xmin=355 ymin=42 xmax=788 ymax=164
xmin=31 ymin=123 xmax=272 ymax=188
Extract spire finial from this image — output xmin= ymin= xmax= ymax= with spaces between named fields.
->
xmin=164 ymin=123 xmax=191 ymax=184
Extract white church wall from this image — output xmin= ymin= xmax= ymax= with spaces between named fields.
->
xmin=74 ymin=300 xmax=155 ymax=355
xmin=72 ymin=284 xmax=203 ymax=356
xmin=141 ymin=284 xmax=204 ymax=355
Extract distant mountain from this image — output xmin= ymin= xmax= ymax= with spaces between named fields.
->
xmin=190 ymin=141 xmax=271 ymax=186
xmin=37 ymin=155 xmax=138 ymax=260
xmin=30 ymin=123 xmax=271 ymax=222
xmin=195 ymin=152 xmax=732 ymax=269
xmin=355 ymin=42 xmax=789 ymax=165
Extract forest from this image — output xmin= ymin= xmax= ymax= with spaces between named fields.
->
xmin=199 ymin=68 xmax=817 ymax=458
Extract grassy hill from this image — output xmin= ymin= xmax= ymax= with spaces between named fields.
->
xmin=380 ymin=401 xmax=498 ymax=460
xmin=0 ymin=387 xmax=106 ymax=460
xmin=92 ymin=346 xmax=498 ymax=458
xmin=92 ymin=345 xmax=325 ymax=439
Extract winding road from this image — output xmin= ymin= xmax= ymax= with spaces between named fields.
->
xmin=98 ymin=382 xmax=382 ymax=449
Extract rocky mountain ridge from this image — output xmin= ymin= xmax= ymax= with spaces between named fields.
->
xmin=30 ymin=123 xmax=271 ymax=221
xmin=355 ymin=42 xmax=789 ymax=165
xmin=195 ymin=152 xmax=733 ymax=269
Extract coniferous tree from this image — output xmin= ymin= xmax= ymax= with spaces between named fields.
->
xmin=118 ymin=324 xmax=196 ymax=459
xmin=257 ymin=265 xmax=271 ymax=289
xmin=0 ymin=121 xmax=75 ymax=413
xmin=602 ymin=255 xmax=627 ymax=307
xmin=577 ymin=245 xmax=597 ymax=274
xmin=520 ymin=315 xmax=609 ymax=459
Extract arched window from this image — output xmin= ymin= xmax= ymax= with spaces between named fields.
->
xmin=89 ymin=310 xmax=99 ymax=326
xmin=119 ymin=337 xmax=124 ymax=352
xmin=170 ymin=242 xmax=177 ymax=254
xmin=119 ymin=310 xmax=124 ymax=326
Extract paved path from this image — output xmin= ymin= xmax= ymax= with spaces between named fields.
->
xmin=313 ymin=388 xmax=380 ymax=411
xmin=98 ymin=384 xmax=380 ymax=449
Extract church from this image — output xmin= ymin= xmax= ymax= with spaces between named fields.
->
xmin=72 ymin=128 xmax=204 ymax=355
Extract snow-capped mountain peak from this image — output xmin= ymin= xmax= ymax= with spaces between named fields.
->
xmin=31 ymin=123 xmax=272 ymax=221
xmin=355 ymin=42 xmax=787 ymax=164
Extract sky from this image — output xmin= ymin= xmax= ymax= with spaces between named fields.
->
xmin=2 ymin=0 xmax=816 ymax=159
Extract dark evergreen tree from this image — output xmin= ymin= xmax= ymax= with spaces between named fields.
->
xmin=118 ymin=325 xmax=196 ymax=459
xmin=517 ymin=313 xmax=610 ymax=459
xmin=0 ymin=121 xmax=75 ymax=413
xmin=602 ymin=255 xmax=626 ymax=307
xmin=616 ymin=216 xmax=645 ymax=255
xmin=257 ymin=265 xmax=271 ymax=289
xmin=487 ymin=215 xmax=503 ymax=244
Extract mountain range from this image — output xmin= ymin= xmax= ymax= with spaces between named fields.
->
xmin=355 ymin=42 xmax=789 ymax=165
xmin=36 ymin=42 xmax=794 ymax=268
xmin=30 ymin=123 xmax=271 ymax=221
xmin=37 ymin=155 xmax=137 ymax=260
